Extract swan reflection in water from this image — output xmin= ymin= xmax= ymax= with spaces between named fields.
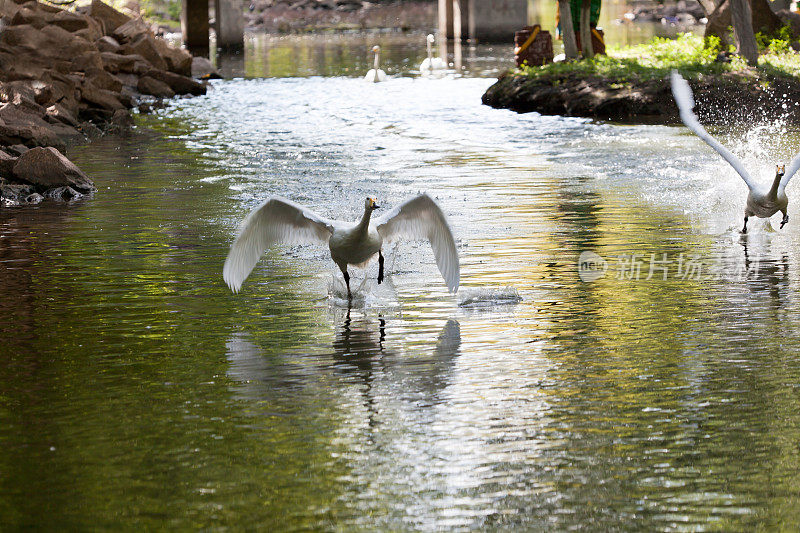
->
xmin=740 ymin=237 xmax=791 ymax=306
xmin=225 ymin=315 xmax=462 ymax=415
xmin=329 ymin=311 xmax=462 ymax=426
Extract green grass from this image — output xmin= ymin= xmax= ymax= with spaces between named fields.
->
xmin=519 ymin=33 xmax=800 ymax=82
xmin=86 ymin=0 xmax=181 ymax=27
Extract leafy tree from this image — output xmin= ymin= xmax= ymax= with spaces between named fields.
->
xmin=705 ymin=0 xmax=782 ymax=56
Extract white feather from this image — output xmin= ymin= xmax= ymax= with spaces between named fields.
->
xmin=223 ymin=196 xmax=335 ymax=293
xmin=364 ymin=68 xmax=387 ymax=83
xmin=375 ymin=194 xmax=460 ymax=293
xmin=670 ymin=70 xmax=756 ymax=191
xmin=780 ymin=149 xmax=800 ymax=192
xmin=420 ymin=57 xmax=447 ymax=71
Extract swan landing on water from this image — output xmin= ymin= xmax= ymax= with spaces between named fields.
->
xmin=223 ymin=194 xmax=460 ymax=300
xmin=671 ymin=71 xmax=800 ymax=233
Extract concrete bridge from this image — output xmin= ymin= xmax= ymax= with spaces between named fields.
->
xmin=182 ymin=0 xmax=244 ymax=52
xmin=181 ymin=0 xmax=528 ymax=53
xmin=439 ymin=0 xmax=527 ymax=42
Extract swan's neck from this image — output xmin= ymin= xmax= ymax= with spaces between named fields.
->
xmin=427 ymin=41 xmax=433 ymax=62
xmin=373 ymin=51 xmax=380 ymax=70
xmin=357 ymin=207 xmax=373 ymax=232
xmin=769 ymin=172 xmax=784 ymax=198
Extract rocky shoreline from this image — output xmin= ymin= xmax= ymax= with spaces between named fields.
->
xmin=481 ymin=71 xmax=800 ymax=125
xmin=0 ymin=0 xmax=216 ymax=206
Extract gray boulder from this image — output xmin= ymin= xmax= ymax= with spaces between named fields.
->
xmin=88 ymin=0 xmax=133 ymax=35
xmin=112 ymin=17 xmax=151 ymax=43
xmin=122 ymin=34 xmax=168 ymax=71
xmin=25 ymin=192 xmax=44 ymax=204
xmin=0 ymin=150 xmax=17 ymax=177
xmin=146 ymin=69 xmax=206 ymax=95
xmin=45 ymin=103 xmax=80 ymax=127
xmin=152 ymin=37 xmax=193 ymax=76
xmin=0 ymin=179 xmax=36 ymax=204
xmin=192 ymin=56 xmax=221 ymax=79
xmin=137 ymin=76 xmax=175 ymax=98
xmin=79 ymin=81 xmax=125 ymax=111
xmin=95 ymin=35 xmax=121 ymax=53
xmin=12 ymin=146 xmax=95 ymax=191
xmin=45 ymin=185 xmax=83 ymax=201
xmin=0 ymin=102 xmax=66 ymax=150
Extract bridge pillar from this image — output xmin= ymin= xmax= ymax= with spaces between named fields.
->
xmin=215 ymin=0 xmax=244 ymax=50
xmin=438 ymin=0 xmax=452 ymax=39
xmin=438 ymin=0 xmax=469 ymax=40
xmin=466 ymin=0 xmax=527 ymax=42
xmin=181 ymin=0 xmax=209 ymax=54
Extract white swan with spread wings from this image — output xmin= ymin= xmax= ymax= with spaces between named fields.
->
xmin=671 ymin=71 xmax=800 ymax=233
xmin=223 ymin=194 xmax=459 ymax=299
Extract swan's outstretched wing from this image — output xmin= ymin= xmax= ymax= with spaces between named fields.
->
xmin=375 ymin=194 xmax=460 ymax=293
xmin=670 ymin=71 xmax=756 ymax=190
xmin=780 ymin=150 xmax=800 ymax=191
xmin=223 ymin=196 xmax=335 ymax=293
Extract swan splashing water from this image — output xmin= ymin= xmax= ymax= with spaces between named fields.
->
xmin=670 ymin=71 xmax=800 ymax=233
xmin=223 ymin=194 xmax=460 ymax=302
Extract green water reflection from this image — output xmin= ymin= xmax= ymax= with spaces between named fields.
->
xmin=0 ymin=39 xmax=799 ymax=530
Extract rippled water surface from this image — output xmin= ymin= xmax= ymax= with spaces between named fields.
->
xmin=2 ymin=36 xmax=800 ymax=530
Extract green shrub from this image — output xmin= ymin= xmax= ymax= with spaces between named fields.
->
xmin=518 ymin=33 xmax=800 ymax=82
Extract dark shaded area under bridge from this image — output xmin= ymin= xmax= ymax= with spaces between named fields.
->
xmin=181 ymin=0 xmax=529 ymax=54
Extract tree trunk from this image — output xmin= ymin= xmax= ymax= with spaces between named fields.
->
xmin=697 ymin=0 xmax=717 ymax=17
xmin=705 ymin=0 xmax=779 ymax=49
xmin=730 ymin=0 xmax=758 ymax=65
xmin=579 ymin=0 xmax=593 ymax=58
xmin=558 ymin=0 xmax=579 ymax=60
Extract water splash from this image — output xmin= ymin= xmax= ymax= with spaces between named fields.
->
xmin=327 ymin=271 xmax=400 ymax=309
xmin=457 ymin=286 xmax=522 ymax=308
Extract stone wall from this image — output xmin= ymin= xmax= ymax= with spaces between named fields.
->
xmin=0 ymin=0 xmax=215 ymax=206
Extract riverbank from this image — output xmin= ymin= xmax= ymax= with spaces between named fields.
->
xmin=0 ymin=0 xmax=212 ymax=206
xmin=482 ymin=34 xmax=800 ymax=125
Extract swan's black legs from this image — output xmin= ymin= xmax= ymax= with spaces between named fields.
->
xmin=378 ymin=250 xmax=384 ymax=284
xmin=339 ymin=265 xmax=351 ymax=300
xmin=781 ymin=212 xmax=789 ymax=229
xmin=742 ymin=216 xmax=749 ymax=234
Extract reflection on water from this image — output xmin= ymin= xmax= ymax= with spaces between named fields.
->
xmin=212 ymin=33 xmax=512 ymax=78
xmin=1 ymin=30 xmax=800 ymax=530
xmin=212 ymin=13 xmax=703 ymax=80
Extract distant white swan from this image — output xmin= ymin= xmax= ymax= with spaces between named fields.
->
xmin=419 ymin=34 xmax=446 ymax=72
xmin=364 ymin=45 xmax=387 ymax=83
xmin=223 ymin=194 xmax=460 ymax=300
xmin=671 ymin=71 xmax=800 ymax=233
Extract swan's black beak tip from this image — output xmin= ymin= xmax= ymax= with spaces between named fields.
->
xmin=373 ymin=203 xmax=380 ymax=209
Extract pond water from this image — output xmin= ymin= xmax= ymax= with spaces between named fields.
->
xmin=2 ymin=34 xmax=800 ymax=530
